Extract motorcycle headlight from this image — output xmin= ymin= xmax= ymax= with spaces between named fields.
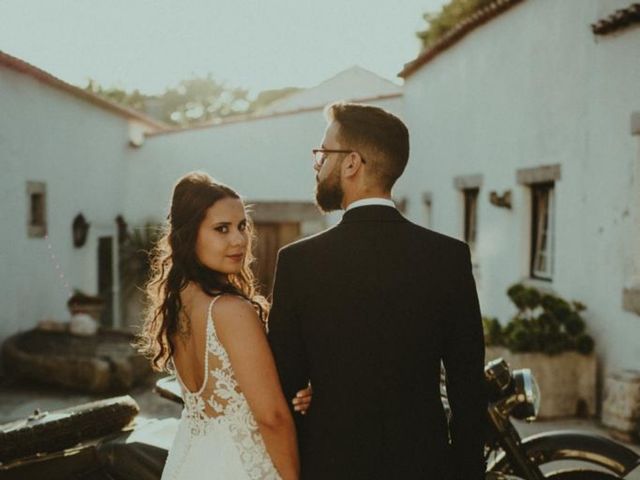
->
xmin=510 ymin=368 xmax=540 ymax=421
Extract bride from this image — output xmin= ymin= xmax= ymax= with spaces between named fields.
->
xmin=138 ymin=172 xmax=309 ymax=479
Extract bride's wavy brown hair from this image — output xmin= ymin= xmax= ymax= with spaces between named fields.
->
xmin=137 ymin=171 xmax=268 ymax=371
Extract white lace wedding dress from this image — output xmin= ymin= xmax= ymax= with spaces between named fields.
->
xmin=161 ymin=296 xmax=281 ymax=480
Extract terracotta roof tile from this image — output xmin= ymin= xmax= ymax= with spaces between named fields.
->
xmin=399 ymin=0 xmax=525 ymax=79
xmin=591 ymin=3 xmax=640 ymax=35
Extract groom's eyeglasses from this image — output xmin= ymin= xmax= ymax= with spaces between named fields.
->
xmin=311 ymin=149 xmax=367 ymax=168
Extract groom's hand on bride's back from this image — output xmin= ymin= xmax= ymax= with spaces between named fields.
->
xmin=292 ymin=384 xmax=312 ymax=415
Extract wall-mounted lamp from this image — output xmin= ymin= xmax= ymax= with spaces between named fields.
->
xmin=489 ymin=190 xmax=512 ymax=209
xmin=72 ymin=213 xmax=90 ymax=248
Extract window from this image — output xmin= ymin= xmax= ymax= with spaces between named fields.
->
xmin=516 ymin=164 xmax=560 ymax=281
xmin=463 ymin=188 xmax=479 ymax=249
xmin=454 ymin=174 xmax=482 ymax=250
xmin=530 ymin=182 xmax=555 ymax=280
xmin=27 ymin=181 xmax=47 ymax=237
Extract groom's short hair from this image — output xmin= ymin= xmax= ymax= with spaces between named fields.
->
xmin=325 ymin=102 xmax=409 ymax=191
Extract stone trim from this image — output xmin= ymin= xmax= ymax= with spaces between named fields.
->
xmin=520 ymin=276 xmax=555 ymax=293
xmin=631 ymin=112 xmax=640 ymax=135
xmin=516 ymin=164 xmax=561 ymax=185
xmin=26 ymin=181 xmax=47 ymax=238
xmin=247 ymin=201 xmax=322 ymax=224
xmin=622 ymin=287 xmax=640 ymax=316
xmin=453 ymin=174 xmax=483 ymax=190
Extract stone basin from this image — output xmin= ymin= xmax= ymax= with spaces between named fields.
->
xmin=2 ymin=329 xmax=152 ymax=393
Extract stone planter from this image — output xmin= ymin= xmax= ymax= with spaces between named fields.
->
xmin=1 ymin=328 xmax=152 ymax=393
xmin=602 ymin=369 xmax=640 ymax=442
xmin=486 ymin=346 xmax=596 ymax=418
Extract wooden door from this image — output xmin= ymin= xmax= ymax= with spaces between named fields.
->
xmin=253 ymin=222 xmax=300 ymax=295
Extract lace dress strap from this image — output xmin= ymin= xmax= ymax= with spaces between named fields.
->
xmin=173 ymin=295 xmax=223 ymax=396
xmin=198 ymin=295 xmax=224 ymax=393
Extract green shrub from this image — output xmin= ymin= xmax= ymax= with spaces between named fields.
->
xmin=484 ymin=284 xmax=594 ymax=355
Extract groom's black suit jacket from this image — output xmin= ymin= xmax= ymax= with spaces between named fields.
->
xmin=268 ymin=205 xmax=486 ymax=480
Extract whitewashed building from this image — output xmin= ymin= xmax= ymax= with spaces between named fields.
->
xmin=2 ymin=0 xmax=638 ymax=380
xmin=395 ymin=0 xmax=640 ymax=374
xmin=0 ymin=51 xmax=164 ymax=341
xmin=122 ymin=66 xmax=402 ymax=292
xmin=0 ymin=55 xmax=402 ymax=348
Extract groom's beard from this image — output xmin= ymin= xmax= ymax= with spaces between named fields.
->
xmin=315 ymin=163 xmax=344 ymax=213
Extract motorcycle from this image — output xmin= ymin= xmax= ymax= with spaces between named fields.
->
xmin=482 ymin=358 xmax=640 ymax=479
xmin=1 ymin=358 xmax=638 ymax=479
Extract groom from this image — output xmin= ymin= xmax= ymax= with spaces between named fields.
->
xmin=268 ymin=102 xmax=486 ymax=479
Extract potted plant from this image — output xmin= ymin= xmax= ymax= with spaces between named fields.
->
xmin=118 ymin=223 xmax=162 ymax=329
xmin=67 ymin=290 xmax=105 ymax=321
xmin=483 ymin=284 xmax=596 ymax=418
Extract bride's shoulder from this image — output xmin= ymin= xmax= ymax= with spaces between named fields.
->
xmin=210 ymin=295 xmax=264 ymax=345
xmin=213 ymin=294 xmax=259 ymax=324
xmin=179 ymin=285 xmax=222 ymax=326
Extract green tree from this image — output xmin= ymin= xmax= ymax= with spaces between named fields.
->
xmin=84 ymin=77 xmax=300 ymax=127
xmin=161 ymin=75 xmax=250 ymax=126
xmin=417 ymin=0 xmax=496 ymax=50
xmin=85 ymin=79 xmax=147 ymax=111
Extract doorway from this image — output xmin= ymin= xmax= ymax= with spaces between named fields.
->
xmin=97 ymin=236 xmax=114 ymax=327
xmin=253 ymin=222 xmax=300 ymax=295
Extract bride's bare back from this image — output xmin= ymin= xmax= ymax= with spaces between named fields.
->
xmin=161 ymin=284 xmax=296 ymax=479
xmin=170 ymin=287 xmax=217 ymax=394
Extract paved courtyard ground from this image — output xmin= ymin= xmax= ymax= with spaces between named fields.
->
xmin=0 ymin=374 xmax=182 ymax=424
xmin=1 ymin=376 xmax=638 ymax=478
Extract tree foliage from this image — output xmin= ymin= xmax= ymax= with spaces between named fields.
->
xmin=84 ymin=76 xmax=300 ymax=127
xmin=118 ymin=223 xmax=163 ymax=299
xmin=160 ymin=76 xmax=250 ymax=126
xmin=417 ymin=0 xmax=496 ymax=50
xmin=85 ymin=79 xmax=147 ymax=111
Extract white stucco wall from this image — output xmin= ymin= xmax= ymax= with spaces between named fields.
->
xmin=399 ymin=0 xmax=640 ymax=373
xmin=0 ymin=66 xmax=133 ymax=344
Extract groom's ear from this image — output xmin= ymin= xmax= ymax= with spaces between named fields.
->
xmin=341 ymin=152 xmax=364 ymax=179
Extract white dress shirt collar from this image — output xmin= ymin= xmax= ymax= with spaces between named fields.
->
xmin=345 ymin=197 xmax=396 ymax=211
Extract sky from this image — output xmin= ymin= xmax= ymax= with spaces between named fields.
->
xmin=0 ymin=0 xmax=448 ymax=96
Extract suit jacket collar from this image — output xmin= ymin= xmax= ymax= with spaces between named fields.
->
xmin=340 ymin=205 xmax=406 ymax=224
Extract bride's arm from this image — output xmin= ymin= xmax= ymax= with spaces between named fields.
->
xmin=215 ymin=296 xmax=299 ymax=480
